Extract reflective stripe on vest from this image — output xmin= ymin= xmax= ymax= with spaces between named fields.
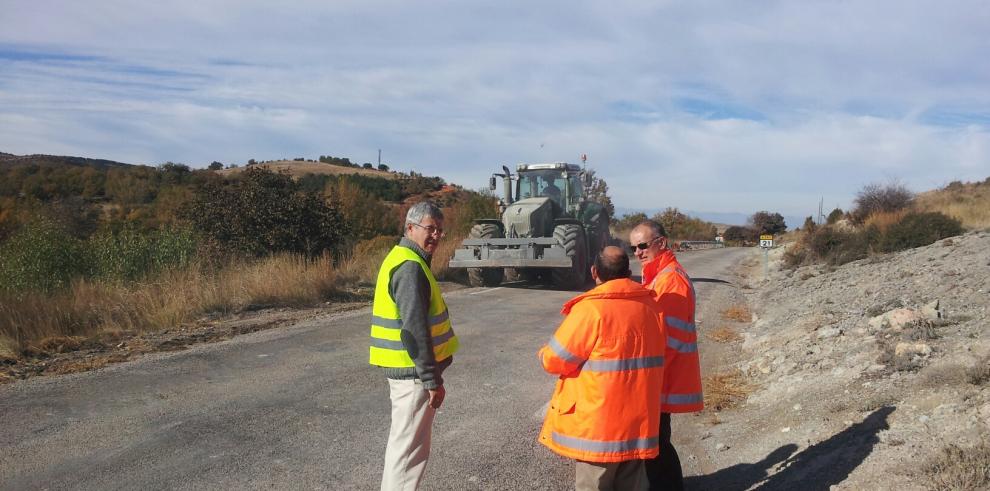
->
xmin=667 ymin=337 xmax=698 ymax=354
xmin=663 ymin=392 xmax=704 ymax=406
xmin=548 ymin=337 xmax=665 ymax=373
xmin=548 ymin=337 xmax=582 ymax=364
xmin=369 ymin=245 xmax=459 ymax=368
xmin=552 ymin=432 xmax=660 ymax=453
xmin=665 ymin=315 xmax=696 ymax=335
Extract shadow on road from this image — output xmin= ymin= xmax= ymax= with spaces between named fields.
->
xmin=689 ymin=406 xmax=895 ymax=490
xmin=692 ymin=277 xmax=733 ymax=285
xmin=686 ymin=443 xmax=798 ymax=491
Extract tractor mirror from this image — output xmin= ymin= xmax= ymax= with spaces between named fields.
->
xmin=489 ymin=176 xmax=497 ymax=191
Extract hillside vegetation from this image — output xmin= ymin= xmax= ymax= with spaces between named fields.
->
xmin=0 ymin=152 xmax=497 ymax=366
xmin=785 ymin=178 xmax=987 ymax=268
xmin=914 ymin=178 xmax=990 ymax=230
xmin=219 ymin=159 xmax=398 ymax=179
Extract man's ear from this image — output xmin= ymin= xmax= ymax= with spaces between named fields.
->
xmin=590 ymin=265 xmax=600 ymax=282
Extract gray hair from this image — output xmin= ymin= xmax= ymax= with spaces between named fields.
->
xmin=406 ymin=200 xmax=444 ymax=225
xmin=635 ymin=220 xmax=667 ymax=238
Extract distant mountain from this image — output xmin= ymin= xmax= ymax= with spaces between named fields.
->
xmin=0 ymin=152 xmax=139 ymax=169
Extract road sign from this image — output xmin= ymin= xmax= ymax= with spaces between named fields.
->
xmin=760 ymin=234 xmax=774 ymax=248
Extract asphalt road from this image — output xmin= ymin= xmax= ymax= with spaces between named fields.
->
xmin=0 ymin=247 xmax=752 ymax=490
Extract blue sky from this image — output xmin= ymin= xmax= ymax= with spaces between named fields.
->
xmin=1 ymin=1 xmax=988 ymax=222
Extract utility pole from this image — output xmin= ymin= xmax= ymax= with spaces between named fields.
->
xmin=378 ymin=149 xmax=381 ymax=168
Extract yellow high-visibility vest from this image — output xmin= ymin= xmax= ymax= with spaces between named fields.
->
xmin=369 ymin=245 xmax=459 ymax=367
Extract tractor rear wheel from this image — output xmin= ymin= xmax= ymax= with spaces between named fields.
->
xmin=467 ymin=223 xmax=504 ymax=287
xmin=551 ymin=223 xmax=588 ymax=290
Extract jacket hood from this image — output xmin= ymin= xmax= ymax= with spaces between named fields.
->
xmin=560 ymin=278 xmax=654 ymax=315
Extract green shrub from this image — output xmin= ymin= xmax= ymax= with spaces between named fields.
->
xmin=89 ymin=226 xmax=198 ymax=281
xmin=826 ymin=208 xmax=844 ymax=224
xmin=793 ymin=225 xmax=878 ymax=267
xmin=0 ymin=217 xmax=89 ymax=293
xmin=878 ymin=212 xmax=963 ymax=252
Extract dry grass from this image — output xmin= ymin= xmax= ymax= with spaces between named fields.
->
xmin=920 ymin=362 xmax=970 ymax=389
xmin=864 ymin=209 xmax=910 ymax=232
xmin=336 ymin=237 xmax=394 ymax=286
xmin=0 ymin=254 xmax=338 ymax=356
xmin=915 ymin=179 xmax=990 ymax=230
xmin=706 ymin=325 xmax=742 ymax=343
xmin=432 ymin=232 xmax=467 ymax=282
xmin=0 ymin=335 xmax=17 ymax=362
xmin=721 ymin=305 xmax=752 ymax=323
xmin=966 ymin=355 xmax=990 ymax=386
xmin=925 ymin=442 xmax=990 ymax=490
xmin=703 ymin=369 xmax=755 ymax=411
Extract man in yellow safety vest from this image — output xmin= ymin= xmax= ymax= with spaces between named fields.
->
xmin=370 ymin=201 xmax=459 ymax=490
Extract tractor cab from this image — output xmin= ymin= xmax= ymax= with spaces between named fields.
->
xmin=515 ymin=163 xmax=584 ymax=216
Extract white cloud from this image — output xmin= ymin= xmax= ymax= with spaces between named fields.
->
xmin=1 ymin=0 xmax=988 ymax=217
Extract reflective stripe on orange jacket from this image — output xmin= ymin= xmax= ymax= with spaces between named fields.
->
xmin=538 ymin=278 xmax=666 ymax=463
xmin=642 ymin=250 xmax=704 ymax=413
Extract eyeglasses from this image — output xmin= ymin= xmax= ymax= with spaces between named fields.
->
xmin=629 ymin=237 xmax=661 ymax=253
xmin=409 ymin=222 xmax=445 ymax=237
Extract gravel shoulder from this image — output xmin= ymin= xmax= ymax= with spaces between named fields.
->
xmin=682 ymin=230 xmax=990 ymax=490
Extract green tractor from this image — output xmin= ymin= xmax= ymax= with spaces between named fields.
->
xmin=448 ymin=162 xmax=611 ymax=289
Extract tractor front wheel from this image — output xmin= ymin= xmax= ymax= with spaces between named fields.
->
xmin=467 ymin=223 xmax=504 ymax=287
xmin=551 ymin=223 xmax=588 ymax=290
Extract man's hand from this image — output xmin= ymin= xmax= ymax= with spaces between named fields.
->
xmin=427 ymin=386 xmax=446 ymax=409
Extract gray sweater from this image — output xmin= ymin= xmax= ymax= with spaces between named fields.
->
xmin=382 ymin=238 xmax=452 ymax=389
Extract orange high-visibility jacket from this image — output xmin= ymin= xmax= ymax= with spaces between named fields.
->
xmin=538 ymin=278 xmax=667 ymax=463
xmin=642 ymin=250 xmax=704 ymax=413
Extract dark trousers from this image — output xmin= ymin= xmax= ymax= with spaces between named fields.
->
xmin=646 ymin=412 xmax=683 ymax=491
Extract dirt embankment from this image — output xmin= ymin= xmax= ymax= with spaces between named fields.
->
xmin=689 ymin=230 xmax=990 ymax=490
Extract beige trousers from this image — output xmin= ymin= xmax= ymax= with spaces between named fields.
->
xmin=381 ymin=379 xmax=435 ymax=491
xmin=575 ymin=459 xmax=647 ymax=491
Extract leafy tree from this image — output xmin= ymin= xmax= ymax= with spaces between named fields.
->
xmin=183 ymin=167 xmax=348 ymax=258
xmin=583 ymin=169 xmax=615 ymax=220
xmin=208 ymin=161 xmax=224 ymax=171
xmin=750 ymin=211 xmax=787 ymax=235
xmin=613 ymin=212 xmax=647 ymax=230
xmin=724 ymin=225 xmax=758 ymax=243
xmin=802 ymin=216 xmax=817 ymax=232
xmin=158 ymin=162 xmax=192 ymax=186
xmin=362 ymin=163 xmax=373 ymax=169
xmin=649 ymin=207 xmax=717 ymax=241
xmin=319 ymin=155 xmax=354 ymax=167
xmin=378 ymin=164 xmax=390 ymax=172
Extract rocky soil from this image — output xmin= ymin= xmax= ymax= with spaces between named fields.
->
xmin=694 ymin=230 xmax=990 ymax=489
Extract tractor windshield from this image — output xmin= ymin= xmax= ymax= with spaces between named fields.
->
xmin=518 ymin=170 xmax=566 ymax=207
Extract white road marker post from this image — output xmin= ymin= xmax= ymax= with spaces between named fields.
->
xmin=760 ymin=234 xmax=774 ymax=282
